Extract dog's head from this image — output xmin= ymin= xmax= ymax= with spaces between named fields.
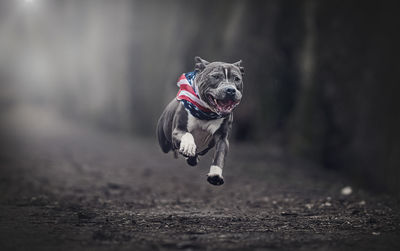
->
xmin=194 ymin=56 xmax=244 ymax=116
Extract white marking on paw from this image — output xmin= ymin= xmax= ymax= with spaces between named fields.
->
xmin=179 ymin=132 xmax=196 ymax=156
xmin=208 ymin=165 xmax=223 ymax=176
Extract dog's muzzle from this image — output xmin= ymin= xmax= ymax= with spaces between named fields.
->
xmin=207 ymin=86 xmax=241 ymax=115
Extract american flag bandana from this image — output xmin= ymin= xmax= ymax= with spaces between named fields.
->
xmin=176 ymin=71 xmax=225 ymax=120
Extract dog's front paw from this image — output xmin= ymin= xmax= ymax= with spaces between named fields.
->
xmin=207 ymin=174 xmax=224 ymax=186
xmin=179 ymin=133 xmax=196 ymax=157
xmin=207 ymin=165 xmax=224 ymax=186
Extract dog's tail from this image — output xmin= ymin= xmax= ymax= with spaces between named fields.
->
xmin=156 ymin=114 xmax=171 ymax=153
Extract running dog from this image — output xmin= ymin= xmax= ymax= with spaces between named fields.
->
xmin=156 ymin=57 xmax=244 ymax=185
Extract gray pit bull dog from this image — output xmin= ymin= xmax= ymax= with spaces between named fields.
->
xmin=156 ymin=57 xmax=244 ymax=185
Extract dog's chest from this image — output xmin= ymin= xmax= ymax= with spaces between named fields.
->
xmin=187 ymin=114 xmax=223 ymax=152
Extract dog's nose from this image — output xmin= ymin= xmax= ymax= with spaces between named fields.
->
xmin=225 ymin=88 xmax=236 ymax=97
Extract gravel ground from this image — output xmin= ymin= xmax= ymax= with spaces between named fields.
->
xmin=0 ymin=107 xmax=399 ymax=250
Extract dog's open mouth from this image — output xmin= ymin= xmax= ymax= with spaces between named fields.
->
xmin=208 ymin=95 xmax=240 ymax=115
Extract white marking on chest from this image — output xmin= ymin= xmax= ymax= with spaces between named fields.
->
xmin=186 ymin=111 xmax=224 ymax=151
xmin=187 ymin=113 xmax=224 ymax=135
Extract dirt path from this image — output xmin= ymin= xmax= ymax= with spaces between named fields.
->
xmin=0 ymin=108 xmax=399 ymax=250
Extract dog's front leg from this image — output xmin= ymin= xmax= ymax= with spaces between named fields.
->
xmin=172 ymin=129 xmax=197 ymax=157
xmin=207 ymin=137 xmax=228 ymax=185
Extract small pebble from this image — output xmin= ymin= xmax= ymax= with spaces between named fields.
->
xmin=341 ymin=186 xmax=352 ymax=196
xmin=261 ymin=196 xmax=270 ymax=202
xmin=305 ymin=203 xmax=313 ymax=210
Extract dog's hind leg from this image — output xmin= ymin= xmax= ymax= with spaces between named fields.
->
xmin=186 ymin=155 xmax=199 ymax=166
xmin=156 ymin=112 xmax=172 ymax=153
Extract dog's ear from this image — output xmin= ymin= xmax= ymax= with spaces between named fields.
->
xmin=233 ymin=60 xmax=245 ymax=76
xmin=194 ymin=56 xmax=209 ymax=72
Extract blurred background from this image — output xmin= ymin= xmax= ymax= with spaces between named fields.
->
xmin=0 ymin=0 xmax=399 ymax=195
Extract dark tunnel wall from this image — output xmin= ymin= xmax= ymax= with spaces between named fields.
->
xmin=0 ymin=0 xmax=399 ymax=194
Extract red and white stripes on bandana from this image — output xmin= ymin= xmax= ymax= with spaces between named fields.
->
xmin=176 ymin=71 xmax=224 ymax=120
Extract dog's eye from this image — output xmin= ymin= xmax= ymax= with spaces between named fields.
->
xmin=234 ymin=76 xmax=241 ymax=82
xmin=212 ymin=75 xmax=220 ymax=80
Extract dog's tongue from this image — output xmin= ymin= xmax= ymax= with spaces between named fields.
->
xmin=216 ymin=99 xmax=236 ymax=114
xmin=217 ymin=99 xmax=235 ymax=107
